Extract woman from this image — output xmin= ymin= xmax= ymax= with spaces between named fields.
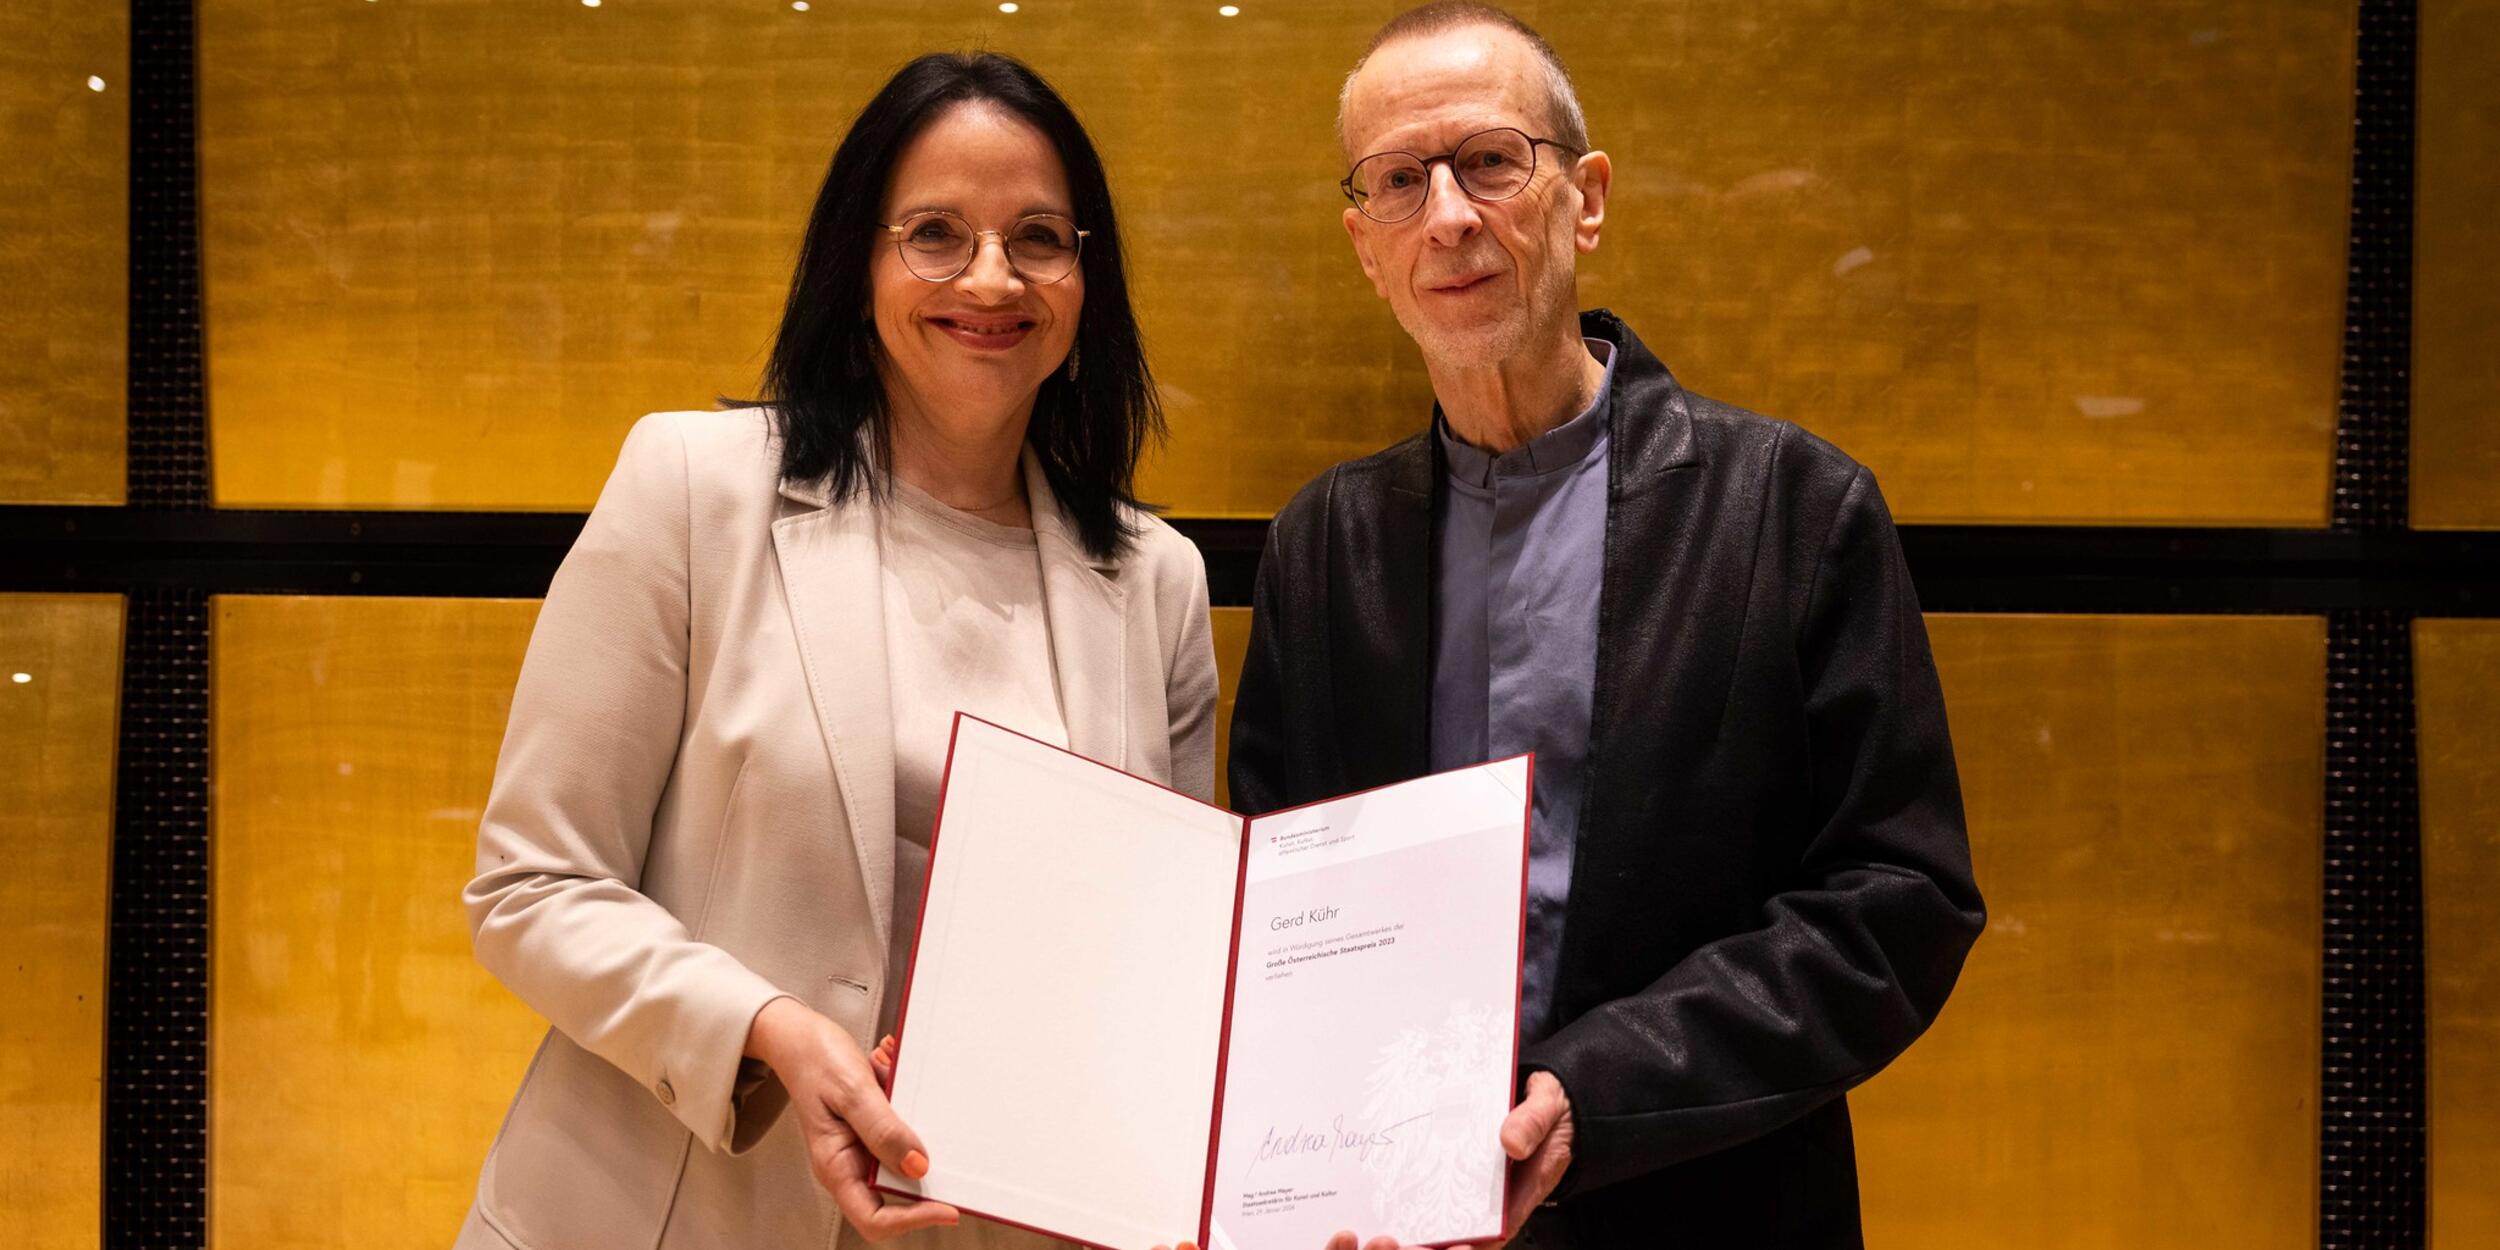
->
xmin=455 ymin=53 xmax=1214 ymax=1250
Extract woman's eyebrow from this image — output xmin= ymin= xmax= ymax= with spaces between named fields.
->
xmin=890 ymin=202 xmax=1073 ymax=219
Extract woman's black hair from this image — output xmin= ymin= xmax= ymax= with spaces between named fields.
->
xmin=736 ymin=51 xmax=1161 ymax=560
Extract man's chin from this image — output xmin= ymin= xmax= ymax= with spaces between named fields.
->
xmin=1394 ymin=306 xmax=1525 ymax=367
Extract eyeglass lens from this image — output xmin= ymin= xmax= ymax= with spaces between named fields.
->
xmin=894 ymin=212 xmax=1082 ymax=282
xmin=1349 ymin=129 xmax=1541 ymax=222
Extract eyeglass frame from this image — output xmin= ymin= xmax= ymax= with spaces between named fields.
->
xmin=1338 ymin=127 xmax=1587 ymax=224
xmin=876 ymin=209 xmax=1092 ymax=285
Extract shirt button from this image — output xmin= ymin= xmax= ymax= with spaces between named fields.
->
xmin=658 ymin=1079 xmax=676 ymax=1106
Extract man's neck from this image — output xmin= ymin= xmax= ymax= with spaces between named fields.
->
xmin=1428 ymin=329 xmax=1608 ymax=457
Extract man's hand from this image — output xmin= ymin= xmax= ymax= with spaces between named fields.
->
xmin=1491 ymin=1071 xmax=1575 ymax=1243
xmin=1304 ymin=1074 xmax=1574 ymax=1250
xmin=745 ymin=997 xmax=960 ymax=1242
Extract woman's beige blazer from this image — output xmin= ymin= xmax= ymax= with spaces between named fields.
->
xmin=454 ymin=409 xmax=1218 ymax=1250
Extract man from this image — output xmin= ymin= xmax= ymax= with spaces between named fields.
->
xmin=1227 ymin=5 xmax=1987 ymax=1247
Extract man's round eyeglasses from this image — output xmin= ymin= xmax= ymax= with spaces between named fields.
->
xmin=1340 ymin=127 xmax=1585 ymax=224
xmin=879 ymin=210 xmax=1090 ymax=284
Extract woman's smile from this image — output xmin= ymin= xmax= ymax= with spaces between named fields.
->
xmin=927 ymin=311 xmax=1038 ymax=352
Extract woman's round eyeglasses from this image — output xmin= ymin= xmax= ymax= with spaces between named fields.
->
xmin=879 ymin=210 xmax=1089 ymax=284
xmin=1340 ymin=127 xmax=1585 ymax=224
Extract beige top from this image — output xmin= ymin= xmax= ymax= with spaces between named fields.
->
xmin=876 ymin=475 xmax=1073 ymax=1022
xmin=874 ymin=475 xmax=1074 ymax=1249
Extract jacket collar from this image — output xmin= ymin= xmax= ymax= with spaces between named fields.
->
xmin=1342 ymin=309 xmax=1705 ymax=794
xmin=1378 ymin=307 xmax=1700 ymax=501
xmin=1580 ymin=308 xmax=1701 ymax=482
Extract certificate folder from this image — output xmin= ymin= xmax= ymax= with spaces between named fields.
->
xmin=875 ymin=714 xmax=1533 ymax=1250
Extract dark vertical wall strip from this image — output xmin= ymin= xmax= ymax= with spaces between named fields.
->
xmin=110 ymin=2 xmax=214 ymax=1248
xmin=2323 ymin=611 xmax=2428 ymax=1248
xmin=2335 ymin=0 xmax=2415 ymax=534
xmin=2322 ymin=1 xmax=2426 ymax=1247
xmin=126 ymin=0 xmax=207 ymax=508
xmin=104 ymin=591 xmax=212 ymax=1250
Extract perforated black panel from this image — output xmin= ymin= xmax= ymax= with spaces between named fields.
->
xmin=103 ymin=590 xmax=210 ymax=1250
xmin=126 ymin=0 xmax=206 ymax=510
xmin=2333 ymin=0 xmax=2413 ymax=534
xmin=107 ymin=2 xmax=212 ymax=1247
xmin=2319 ymin=1 xmax=2426 ymax=1246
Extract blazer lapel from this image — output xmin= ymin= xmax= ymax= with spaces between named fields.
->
xmin=1023 ymin=449 xmax=1130 ymax=770
xmin=771 ymin=477 xmax=898 ymax=946
xmin=1334 ymin=433 xmax=1436 ymax=790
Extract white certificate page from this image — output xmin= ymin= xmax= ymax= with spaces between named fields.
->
xmin=1206 ymin=756 xmax=1532 ymax=1250
xmin=878 ymin=716 xmax=1244 ymax=1250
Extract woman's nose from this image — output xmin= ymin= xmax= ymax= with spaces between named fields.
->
xmin=952 ymin=234 xmax=1026 ymax=303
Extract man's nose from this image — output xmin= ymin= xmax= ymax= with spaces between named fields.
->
xmin=1420 ymin=163 xmax=1482 ymax=248
xmin=952 ymin=234 xmax=1027 ymax=304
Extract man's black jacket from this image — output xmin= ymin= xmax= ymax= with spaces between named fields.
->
xmin=1227 ymin=309 xmax=1986 ymax=1249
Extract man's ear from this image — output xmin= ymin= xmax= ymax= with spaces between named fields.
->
xmin=1570 ymin=150 xmax=1612 ymax=254
xmin=1343 ymin=206 xmax=1391 ymax=300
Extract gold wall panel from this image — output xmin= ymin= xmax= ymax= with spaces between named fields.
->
xmin=1549 ymin=2 xmax=2349 ymax=525
xmin=0 ymin=594 xmax=123 ymax=1250
xmin=2418 ymin=620 xmax=2500 ymax=1248
xmin=1211 ymin=605 xmax=1252 ymax=811
xmin=0 ymin=1 xmax=125 ymax=504
xmin=2415 ymin=1 xmax=2500 ymax=528
xmin=1854 ymin=615 xmax=2324 ymax=1250
xmin=210 ymin=596 xmax=546 ymax=1250
xmin=203 ymin=1 xmax=2345 ymax=522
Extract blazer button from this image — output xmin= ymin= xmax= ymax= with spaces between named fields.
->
xmin=658 ymin=1079 xmax=676 ymax=1106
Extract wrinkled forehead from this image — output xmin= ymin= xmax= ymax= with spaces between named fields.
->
xmin=1343 ymin=26 xmax=1551 ymax=159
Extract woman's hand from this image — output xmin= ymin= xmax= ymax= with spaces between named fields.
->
xmin=870 ymin=1033 xmax=899 ymax=1091
xmin=745 ymin=997 xmax=961 ymax=1241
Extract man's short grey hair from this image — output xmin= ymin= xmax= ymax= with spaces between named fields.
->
xmin=1335 ymin=2 xmax=1590 ymax=160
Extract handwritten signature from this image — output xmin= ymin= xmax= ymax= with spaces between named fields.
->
xmin=1247 ymin=1111 xmax=1434 ymax=1176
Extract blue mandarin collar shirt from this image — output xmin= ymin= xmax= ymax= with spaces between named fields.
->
xmin=1430 ymin=338 xmax=1617 ymax=1046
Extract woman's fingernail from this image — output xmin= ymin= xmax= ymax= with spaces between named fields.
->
xmin=1179 ymin=1242 xmax=1199 ymax=1250
xmin=903 ymin=1149 xmax=930 ymax=1179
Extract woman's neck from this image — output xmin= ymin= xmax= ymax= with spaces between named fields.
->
xmin=883 ymin=384 xmax=1034 ymax=527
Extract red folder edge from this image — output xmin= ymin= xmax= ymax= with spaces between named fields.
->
xmin=1194 ymin=767 xmax=1256 ymax=1250
xmin=870 ymin=712 xmax=1533 ymax=1250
